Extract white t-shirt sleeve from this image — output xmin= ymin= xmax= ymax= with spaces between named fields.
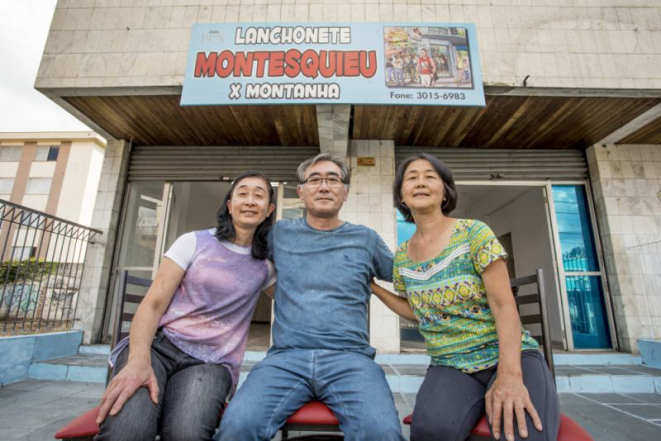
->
xmin=163 ymin=232 xmax=197 ymax=271
xmin=261 ymin=259 xmax=277 ymax=291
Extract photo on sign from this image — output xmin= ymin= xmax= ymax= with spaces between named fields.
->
xmin=383 ymin=26 xmax=473 ymax=89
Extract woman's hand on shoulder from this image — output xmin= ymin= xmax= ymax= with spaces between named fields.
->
xmin=485 ymin=373 xmax=542 ymax=441
xmin=96 ymin=359 xmax=159 ymax=424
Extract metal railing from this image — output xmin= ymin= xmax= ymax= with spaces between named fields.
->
xmin=0 ymin=200 xmax=102 ymax=335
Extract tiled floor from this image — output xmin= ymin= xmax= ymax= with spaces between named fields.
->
xmin=2 ymin=379 xmax=661 ymax=440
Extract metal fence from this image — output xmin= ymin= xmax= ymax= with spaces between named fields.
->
xmin=0 ymin=200 xmax=101 ymax=335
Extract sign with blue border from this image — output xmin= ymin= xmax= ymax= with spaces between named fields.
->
xmin=182 ymin=23 xmax=485 ymax=107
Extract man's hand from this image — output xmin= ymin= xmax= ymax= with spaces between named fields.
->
xmin=96 ymin=361 xmax=159 ymax=424
xmin=485 ymin=373 xmax=542 ymax=441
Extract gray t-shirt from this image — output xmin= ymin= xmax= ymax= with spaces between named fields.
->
xmin=269 ymin=218 xmax=393 ymax=357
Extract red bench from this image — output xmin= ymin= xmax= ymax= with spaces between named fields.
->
xmin=54 ymin=406 xmax=100 ymax=441
xmin=55 ymin=401 xmax=593 ymax=441
xmin=54 ymin=401 xmax=339 ymax=441
xmin=402 ymin=413 xmax=593 ymax=441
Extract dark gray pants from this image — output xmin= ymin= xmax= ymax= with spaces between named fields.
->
xmin=411 ymin=350 xmax=560 ymax=441
xmin=95 ymin=331 xmax=231 ymax=441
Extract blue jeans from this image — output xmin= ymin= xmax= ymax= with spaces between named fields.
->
xmin=217 ymin=349 xmax=404 ymax=441
xmin=95 ymin=331 xmax=231 ymax=441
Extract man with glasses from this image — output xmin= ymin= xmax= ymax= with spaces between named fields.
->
xmin=218 ymin=153 xmax=404 ymax=441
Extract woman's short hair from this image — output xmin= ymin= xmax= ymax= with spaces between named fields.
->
xmin=215 ymin=170 xmax=275 ymax=260
xmin=393 ymin=153 xmax=457 ymax=223
xmin=296 ymin=153 xmax=351 ymax=186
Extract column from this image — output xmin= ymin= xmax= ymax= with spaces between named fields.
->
xmin=75 ymin=139 xmax=130 ymax=344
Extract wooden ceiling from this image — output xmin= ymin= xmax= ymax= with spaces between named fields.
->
xmin=618 ymin=115 xmax=661 ymax=145
xmin=64 ymin=95 xmax=319 ymax=146
xmin=353 ymin=96 xmax=661 ymax=149
xmin=64 ymin=94 xmax=660 ymax=149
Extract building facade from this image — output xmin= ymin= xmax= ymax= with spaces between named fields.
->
xmin=0 ymin=131 xmax=105 ymax=227
xmin=36 ymin=1 xmax=661 ymax=354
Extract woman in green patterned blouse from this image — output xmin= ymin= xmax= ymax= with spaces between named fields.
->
xmin=371 ymin=153 xmax=559 ymax=441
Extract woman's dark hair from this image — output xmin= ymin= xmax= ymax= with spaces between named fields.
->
xmin=393 ymin=153 xmax=457 ymax=223
xmin=215 ymin=170 xmax=275 ymax=260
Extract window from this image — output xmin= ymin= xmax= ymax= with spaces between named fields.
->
xmin=25 ymin=178 xmax=52 ymax=195
xmin=552 ymin=185 xmax=611 ymax=349
xmin=0 ymin=145 xmax=22 ymax=162
xmin=0 ymin=178 xmax=14 ymax=194
xmin=35 ymin=145 xmax=59 ymax=161
xmin=11 ymin=246 xmax=37 ymax=261
xmin=19 ymin=212 xmax=41 ymax=226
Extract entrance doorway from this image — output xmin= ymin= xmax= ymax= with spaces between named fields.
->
xmin=398 ymin=182 xmax=615 ymax=352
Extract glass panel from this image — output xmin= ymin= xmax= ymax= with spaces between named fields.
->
xmin=566 ymin=275 xmax=611 ymax=349
xmin=163 ymin=182 xmax=231 ymax=252
xmin=396 ymin=209 xmax=416 ymax=246
xmin=283 ymin=185 xmax=298 ymax=199
xmin=552 ymin=185 xmax=599 ymax=272
xmin=552 ymin=184 xmax=611 ymax=349
xmin=1 ymin=146 xmax=22 ymax=162
xmin=281 ymin=184 xmax=305 ymax=220
xmin=25 ymin=178 xmax=52 ymax=195
xmin=118 ymin=181 xmax=165 ymax=268
xmin=47 ymin=146 xmax=59 ymax=161
xmin=35 ymin=146 xmax=49 ymax=161
xmin=0 ymin=178 xmax=14 ymax=194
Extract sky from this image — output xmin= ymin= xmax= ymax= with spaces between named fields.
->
xmin=0 ymin=0 xmax=89 ymax=132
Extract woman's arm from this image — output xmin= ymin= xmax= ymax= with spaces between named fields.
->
xmin=370 ymin=281 xmax=417 ymax=321
xmin=96 ymin=258 xmax=185 ymax=423
xmin=482 ymin=259 xmax=542 ymax=440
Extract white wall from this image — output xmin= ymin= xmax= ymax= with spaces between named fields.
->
xmin=475 ymin=187 xmax=564 ymax=348
xmin=587 ymin=144 xmax=661 ymax=352
xmin=57 ymin=141 xmax=103 ymax=224
xmin=29 ymin=162 xmax=56 ymax=178
xmin=0 ymin=163 xmax=19 ymax=178
xmin=78 ymin=144 xmax=105 ymax=226
xmin=342 ymin=140 xmax=399 ymax=353
xmin=37 ymin=1 xmax=661 ymax=91
xmin=21 ymin=194 xmax=49 ymax=212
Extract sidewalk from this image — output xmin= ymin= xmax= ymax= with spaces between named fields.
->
xmin=1 ymin=378 xmax=660 ymax=440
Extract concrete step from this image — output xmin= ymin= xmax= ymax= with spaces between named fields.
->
xmin=242 ymin=352 xmax=661 ymax=393
xmin=78 ymin=344 xmax=111 ymax=356
xmin=553 ymin=352 xmax=642 ymax=366
xmin=28 ymin=353 xmax=108 ymax=383
xmin=28 ymin=348 xmax=661 ymax=394
xmin=381 ymin=363 xmax=661 ymax=394
xmin=246 ymin=351 xmax=645 ymax=367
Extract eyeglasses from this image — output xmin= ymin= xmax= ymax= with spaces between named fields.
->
xmin=302 ymin=176 xmax=344 ymax=188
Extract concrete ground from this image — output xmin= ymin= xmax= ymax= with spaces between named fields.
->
xmin=1 ymin=379 xmax=661 ymax=440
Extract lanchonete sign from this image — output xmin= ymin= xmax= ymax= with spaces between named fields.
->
xmin=181 ymin=23 xmax=484 ymax=107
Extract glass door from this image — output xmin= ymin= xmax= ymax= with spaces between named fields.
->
xmin=103 ymin=181 xmax=167 ymax=342
xmin=277 ymin=183 xmax=305 ymax=220
xmin=549 ymin=184 xmax=614 ymax=349
xmin=161 ymin=182 xmax=231 ymax=254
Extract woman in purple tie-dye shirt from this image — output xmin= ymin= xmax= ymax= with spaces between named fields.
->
xmin=95 ymin=171 xmax=277 ymax=441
